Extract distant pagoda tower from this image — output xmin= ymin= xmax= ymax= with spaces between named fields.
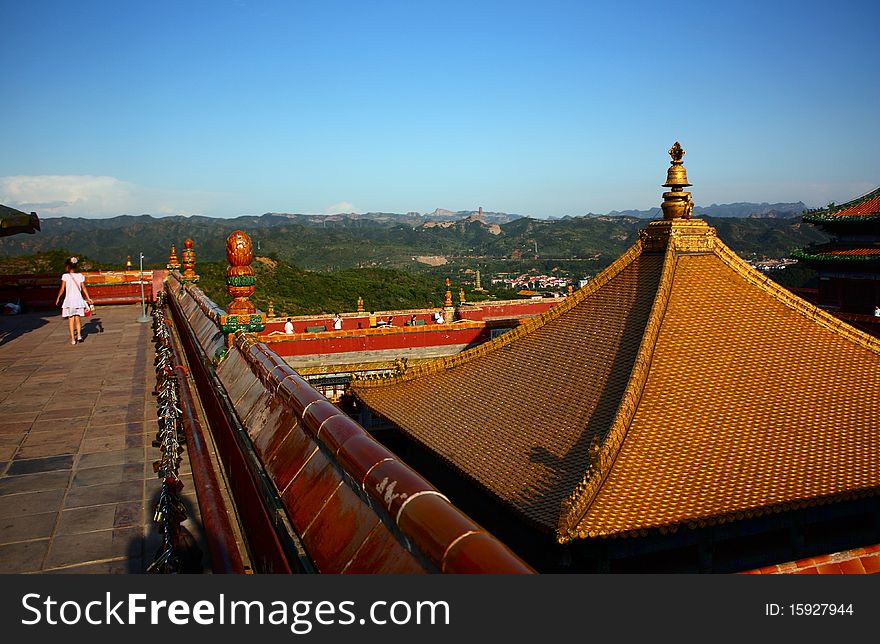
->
xmin=793 ymin=187 xmax=880 ymax=335
xmin=125 ymin=255 xmax=132 ymax=270
xmin=357 ymin=296 xmax=364 ymax=312
xmin=219 ymin=230 xmax=267 ymax=335
xmin=267 ymin=299 xmax=275 ymax=318
xmin=166 ymin=245 xmax=181 ymax=272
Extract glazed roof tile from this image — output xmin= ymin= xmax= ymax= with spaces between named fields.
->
xmin=352 ymin=219 xmax=880 ymax=540
xmin=821 ymin=248 xmax=880 ymax=256
xmin=740 ymin=544 xmax=880 ymax=575
xmin=580 ymin=251 xmax=880 ymax=538
xmin=803 ymin=187 xmax=880 ymax=221
xmin=825 ymin=193 xmax=880 ymax=218
xmin=355 ymin=245 xmax=662 ymax=529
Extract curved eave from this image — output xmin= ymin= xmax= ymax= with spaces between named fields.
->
xmin=802 ymin=187 xmax=880 ymax=221
xmin=566 ymin=487 xmax=880 ymax=541
xmin=803 ymin=213 xmax=880 ymax=225
xmin=792 ymin=249 xmax=880 ymax=264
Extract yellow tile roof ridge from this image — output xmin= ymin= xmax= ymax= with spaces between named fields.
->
xmin=556 ymin=241 xmax=678 ymax=543
xmin=351 ymin=239 xmax=647 ymax=390
xmin=713 ymin=238 xmax=880 ymax=356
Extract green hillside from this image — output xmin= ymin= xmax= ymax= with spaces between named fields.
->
xmin=0 ymin=212 xmax=829 ymax=271
xmin=195 ymin=259 xmax=495 ymax=316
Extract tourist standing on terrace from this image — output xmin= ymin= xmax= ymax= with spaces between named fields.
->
xmin=54 ymin=256 xmax=93 ymax=345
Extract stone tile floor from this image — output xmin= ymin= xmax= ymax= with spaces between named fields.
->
xmin=0 ymin=305 xmax=208 ymax=573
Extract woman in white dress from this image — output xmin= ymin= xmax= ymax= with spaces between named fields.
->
xmin=54 ymin=256 xmax=93 ymax=345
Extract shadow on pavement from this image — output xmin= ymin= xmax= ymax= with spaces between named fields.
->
xmin=0 ymin=311 xmax=54 ymax=346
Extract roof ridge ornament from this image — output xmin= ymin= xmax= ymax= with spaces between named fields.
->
xmin=661 ymin=141 xmax=694 ymax=220
xmin=219 ymin=230 xmax=266 ymax=336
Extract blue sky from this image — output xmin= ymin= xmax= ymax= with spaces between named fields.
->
xmin=1 ymin=0 xmax=878 ymax=218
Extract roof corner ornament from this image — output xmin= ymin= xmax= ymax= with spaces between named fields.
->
xmin=661 ymin=141 xmax=694 ymax=221
xmin=219 ymin=230 xmax=266 ymax=336
xmin=444 ymin=277 xmax=456 ymax=318
xmin=181 ymin=239 xmax=199 ymax=283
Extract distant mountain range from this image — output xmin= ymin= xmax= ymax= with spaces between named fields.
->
xmin=268 ymin=208 xmax=522 ymax=226
xmin=605 ymin=202 xmax=808 ymax=219
xmin=269 ymin=201 xmax=808 ymax=225
xmin=0 ymin=202 xmax=826 ymax=270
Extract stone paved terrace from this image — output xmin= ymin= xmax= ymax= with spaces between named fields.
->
xmin=0 ymin=305 xmax=207 ymax=573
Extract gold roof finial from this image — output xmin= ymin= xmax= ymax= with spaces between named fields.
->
xmin=661 ymin=142 xmax=694 ymax=220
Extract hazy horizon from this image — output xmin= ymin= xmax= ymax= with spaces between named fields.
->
xmin=27 ymin=196 xmax=819 ymax=222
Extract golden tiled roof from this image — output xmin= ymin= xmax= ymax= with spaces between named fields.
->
xmin=354 ymin=243 xmax=664 ymax=530
xmin=353 ymin=147 xmax=880 ymax=542
xmin=353 ymin=219 xmax=880 ymax=540
xmin=567 ymin=243 xmax=880 ymax=540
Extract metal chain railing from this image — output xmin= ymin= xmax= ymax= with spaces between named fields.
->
xmin=147 ymin=291 xmax=201 ymax=573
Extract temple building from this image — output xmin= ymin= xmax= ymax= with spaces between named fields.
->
xmin=255 ymin=298 xmax=562 ymax=401
xmin=793 ymin=187 xmax=880 ymax=336
xmin=350 ymin=144 xmax=880 ymax=572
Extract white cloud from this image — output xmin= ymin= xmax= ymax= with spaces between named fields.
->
xmin=323 ymin=201 xmax=357 ymax=215
xmin=0 ymin=175 xmax=231 ymax=218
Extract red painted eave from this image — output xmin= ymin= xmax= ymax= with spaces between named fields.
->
xmin=738 ymin=544 xmax=880 ymax=574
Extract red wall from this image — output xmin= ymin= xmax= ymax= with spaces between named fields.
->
xmin=263 ymin=324 xmax=490 ymax=357
xmin=456 ymin=300 xmax=559 ymax=321
xmin=263 ymin=299 xmax=561 ymax=335
xmin=0 ymin=270 xmax=159 ymax=309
